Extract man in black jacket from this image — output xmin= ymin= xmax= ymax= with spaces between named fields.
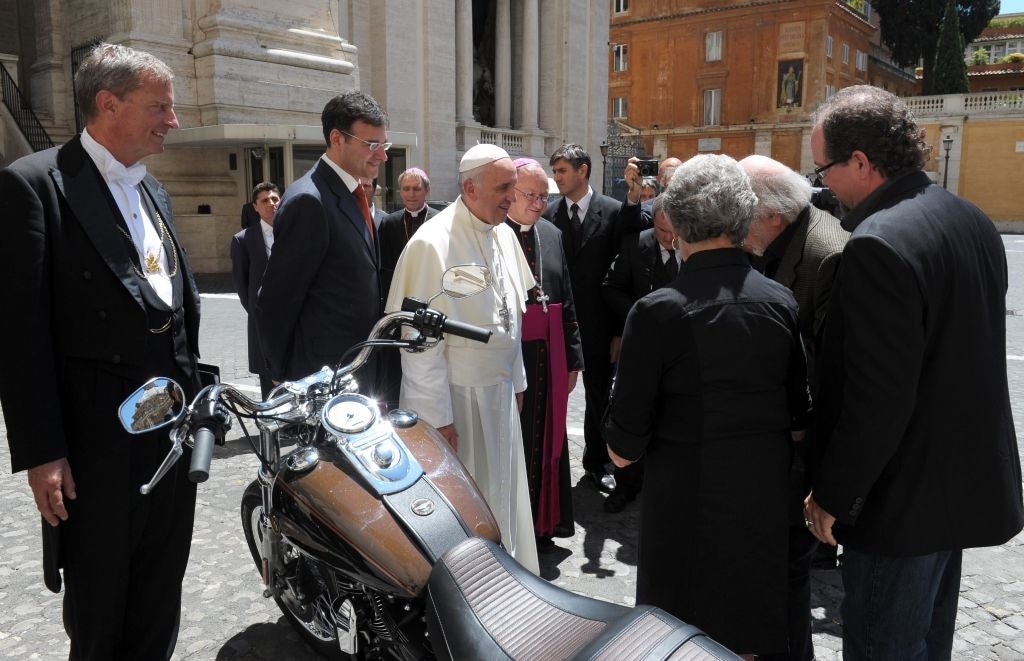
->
xmin=600 ymin=194 xmax=679 ymax=512
xmin=231 ymin=182 xmax=280 ymax=398
xmin=0 ymin=43 xmax=201 ymax=660
xmin=544 ymin=144 xmax=641 ymax=494
xmin=804 ymin=85 xmax=1023 ymax=658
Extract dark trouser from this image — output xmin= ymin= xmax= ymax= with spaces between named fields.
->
xmin=613 ymin=456 xmax=644 ymax=496
xmin=258 ymin=372 xmax=275 ymax=400
xmin=761 ymin=525 xmax=818 ymax=661
xmin=581 ymin=357 xmax=613 ymax=473
xmin=841 ymin=547 xmax=962 ymax=660
xmin=58 ymin=352 xmax=197 ymax=660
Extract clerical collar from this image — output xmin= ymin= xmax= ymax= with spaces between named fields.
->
xmin=506 ymin=217 xmax=534 ymax=233
xmin=406 ymin=204 xmax=429 ymax=218
xmin=319 ymin=153 xmax=359 ymax=193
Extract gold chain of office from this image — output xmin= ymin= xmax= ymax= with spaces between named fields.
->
xmin=115 ymin=209 xmax=179 ymax=280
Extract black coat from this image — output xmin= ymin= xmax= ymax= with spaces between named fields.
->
xmin=230 ymin=224 xmax=269 ymax=374
xmin=544 ymin=192 xmax=641 ymax=360
xmin=0 ymin=135 xmax=201 ymax=621
xmin=255 ymin=159 xmax=382 ymax=381
xmin=0 ymin=136 xmax=201 ymax=471
xmin=814 ymin=170 xmax=1023 ymax=556
xmin=603 ymin=248 xmax=809 ymax=653
xmin=507 ymin=218 xmax=585 ymax=371
xmin=602 ymin=228 xmax=678 ymax=336
xmin=378 ymin=206 xmax=438 ymax=300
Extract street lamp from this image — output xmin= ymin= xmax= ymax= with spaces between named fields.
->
xmin=599 ymin=141 xmax=609 ymax=195
xmin=942 ymin=135 xmax=953 ymax=190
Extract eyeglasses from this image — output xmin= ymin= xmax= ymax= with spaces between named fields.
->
xmin=813 ymin=158 xmax=845 ymax=178
xmin=515 ymin=188 xmax=550 ymax=204
xmin=340 ymin=130 xmax=392 ymax=153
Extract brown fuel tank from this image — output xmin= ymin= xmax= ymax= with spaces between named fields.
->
xmin=272 ymin=416 xmax=501 ymax=599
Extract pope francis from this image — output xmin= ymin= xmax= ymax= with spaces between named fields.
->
xmin=385 ymin=144 xmax=539 ymax=573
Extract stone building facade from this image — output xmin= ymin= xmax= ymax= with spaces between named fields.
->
xmin=606 ymin=0 xmax=914 ymax=175
xmin=0 ymin=0 xmax=610 ymax=272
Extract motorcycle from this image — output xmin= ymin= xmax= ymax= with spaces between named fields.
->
xmin=118 ymin=265 xmax=738 ymax=660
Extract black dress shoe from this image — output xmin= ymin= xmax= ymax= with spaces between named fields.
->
xmin=583 ymin=470 xmax=616 ymax=494
xmin=603 ymin=488 xmax=636 ymax=513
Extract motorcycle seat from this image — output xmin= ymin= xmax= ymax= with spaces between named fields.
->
xmin=425 ymin=537 xmax=739 ymax=661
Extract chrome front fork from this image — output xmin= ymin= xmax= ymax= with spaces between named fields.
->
xmin=258 ymin=426 xmax=284 ymax=593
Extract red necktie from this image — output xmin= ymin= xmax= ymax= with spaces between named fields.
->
xmin=353 ymin=184 xmax=375 ymax=238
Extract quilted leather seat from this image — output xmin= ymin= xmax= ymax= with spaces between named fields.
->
xmin=425 ymin=537 xmax=739 ymax=661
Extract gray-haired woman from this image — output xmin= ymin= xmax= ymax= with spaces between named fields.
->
xmin=603 ymin=154 xmax=810 ymax=657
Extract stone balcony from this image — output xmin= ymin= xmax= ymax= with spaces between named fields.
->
xmin=903 ymin=90 xmax=1024 ymax=117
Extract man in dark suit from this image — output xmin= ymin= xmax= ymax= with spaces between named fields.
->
xmin=231 ymin=182 xmax=280 ymax=398
xmin=0 ymin=43 xmax=201 ymax=660
xmin=804 ymin=86 xmax=1023 ymax=658
xmin=379 ymin=167 xmax=438 ymax=300
xmin=544 ymin=143 xmax=641 ymax=494
xmin=739 ymin=155 xmax=848 ymax=661
xmin=255 ymin=90 xmax=388 ymax=384
xmin=601 ymin=194 xmax=679 ymax=512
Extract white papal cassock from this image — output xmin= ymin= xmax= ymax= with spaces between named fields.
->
xmin=385 ymin=197 xmax=539 ymax=574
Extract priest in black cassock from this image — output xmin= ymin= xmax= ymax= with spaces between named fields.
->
xmin=505 ymin=158 xmax=584 ymax=546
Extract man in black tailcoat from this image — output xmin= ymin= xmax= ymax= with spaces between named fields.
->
xmin=0 ymin=43 xmax=201 ymax=660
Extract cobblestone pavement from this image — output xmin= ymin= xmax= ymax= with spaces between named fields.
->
xmin=1 ymin=237 xmax=1023 ymax=659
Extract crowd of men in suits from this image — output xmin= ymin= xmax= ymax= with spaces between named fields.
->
xmin=2 ymin=40 xmax=1018 ymax=659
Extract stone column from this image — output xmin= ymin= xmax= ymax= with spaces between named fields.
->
xmin=455 ymin=0 xmax=473 ymax=123
xmin=494 ymin=0 xmax=511 ymax=128
xmin=520 ymin=0 xmax=539 ymax=130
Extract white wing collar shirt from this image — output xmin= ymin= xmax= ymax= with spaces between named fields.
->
xmin=80 ymin=128 xmax=172 ymax=306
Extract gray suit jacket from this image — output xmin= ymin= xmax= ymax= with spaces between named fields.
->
xmin=772 ymin=205 xmax=849 ymax=358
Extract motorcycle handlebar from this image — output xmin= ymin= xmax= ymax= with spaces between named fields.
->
xmin=443 ymin=318 xmax=491 ymax=343
xmin=188 ymin=426 xmax=216 ymax=483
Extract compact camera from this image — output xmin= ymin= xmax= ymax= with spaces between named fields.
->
xmin=636 ymin=159 xmax=658 ymax=178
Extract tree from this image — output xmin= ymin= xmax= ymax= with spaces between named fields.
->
xmin=933 ymin=0 xmax=970 ymax=93
xmin=869 ymin=0 xmax=1001 ymax=94
xmin=972 ymin=46 xmax=989 ymax=65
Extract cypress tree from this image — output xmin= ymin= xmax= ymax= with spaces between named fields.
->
xmin=933 ymin=0 xmax=970 ymax=94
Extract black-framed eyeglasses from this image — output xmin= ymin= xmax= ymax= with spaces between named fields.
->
xmin=813 ymin=159 xmax=845 ymax=178
xmin=340 ymin=130 xmax=392 ymax=153
xmin=515 ymin=188 xmax=550 ymax=204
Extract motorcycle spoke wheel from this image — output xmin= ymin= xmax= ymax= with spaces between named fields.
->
xmin=241 ymin=481 xmax=362 ymax=660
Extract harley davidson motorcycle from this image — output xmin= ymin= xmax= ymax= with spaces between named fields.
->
xmin=118 ymin=265 xmax=738 ymax=660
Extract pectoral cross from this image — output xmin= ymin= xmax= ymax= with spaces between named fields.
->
xmin=498 ymin=296 xmax=512 ymax=334
xmin=535 ymin=287 xmax=549 ymax=313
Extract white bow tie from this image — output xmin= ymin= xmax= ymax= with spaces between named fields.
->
xmin=105 ymin=161 xmax=147 ymax=188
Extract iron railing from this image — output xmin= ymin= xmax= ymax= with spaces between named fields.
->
xmin=0 ymin=64 xmax=54 ymax=152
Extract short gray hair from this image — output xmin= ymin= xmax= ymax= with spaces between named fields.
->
xmin=651 ymin=193 xmax=665 ymax=217
xmin=662 ymin=155 xmax=757 ymax=245
xmin=747 ymin=167 xmax=812 ymax=224
xmin=75 ymin=43 xmax=173 ymax=122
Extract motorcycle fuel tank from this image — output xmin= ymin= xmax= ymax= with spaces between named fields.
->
xmin=271 ymin=406 xmax=501 ymax=599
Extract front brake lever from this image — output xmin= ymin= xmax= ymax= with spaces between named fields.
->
xmin=139 ymin=425 xmax=185 ymax=495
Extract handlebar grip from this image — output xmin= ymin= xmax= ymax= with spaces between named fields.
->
xmin=188 ymin=427 xmax=216 ymax=483
xmin=443 ymin=318 xmax=492 ymax=343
